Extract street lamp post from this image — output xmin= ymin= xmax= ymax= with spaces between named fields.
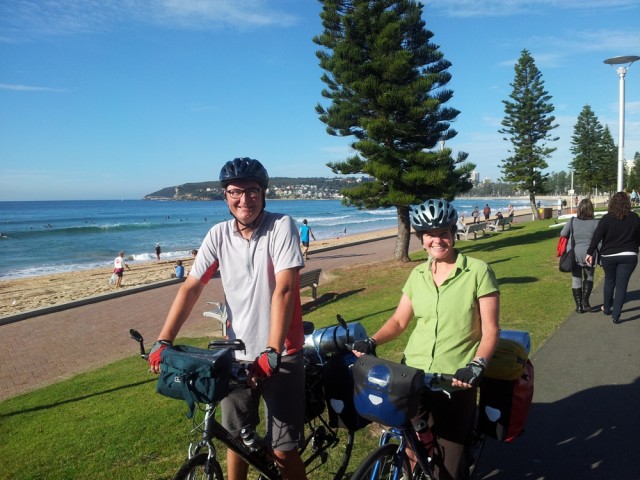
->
xmin=604 ymin=55 xmax=640 ymax=193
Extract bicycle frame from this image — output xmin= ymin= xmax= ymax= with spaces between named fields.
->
xmin=190 ymin=403 xmax=281 ymax=479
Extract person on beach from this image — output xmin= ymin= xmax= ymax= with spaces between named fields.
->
xmin=299 ymin=219 xmax=316 ymax=260
xmin=172 ymin=259 xmax=184 ymax=279
xmin=113 ymin=251 xmax=130 ymax=288
xmin=148 ymin=157 xmax=308 ymax=480
xmin=586 ymin=192 xmax=640 ymax=324
xmin=352 ymin=199 xmax=500 ymax=479
xmin=560 ymin=199 xmax=599 ymax=314
xmin=483 ymin=204 xmax=491 ymax=221
xmin=155 ymin=243 xmax=161 ymax=261
xmin=472 ymin=206 xmax=480 ymax=223
xmin=507 ymin=205 xmax=515 ymax=218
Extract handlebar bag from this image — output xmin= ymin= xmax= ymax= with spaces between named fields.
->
xmin=158 ymin=345 xmax=233 ymax=418
xmin=352 ymin=355 xmax=425 ymax=428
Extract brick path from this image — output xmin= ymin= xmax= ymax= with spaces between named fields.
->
xmin=0 ymin=235 xmax=417 ymax=400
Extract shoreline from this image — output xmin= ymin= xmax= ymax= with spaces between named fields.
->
xmin=0 ymin=206 xmax=539 ymax=319
xmin=0 ymin=227 xmax=401 ymax=319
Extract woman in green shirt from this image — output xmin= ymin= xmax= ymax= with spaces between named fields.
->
xmin=353 ymin=199 xmax=500 ymax=480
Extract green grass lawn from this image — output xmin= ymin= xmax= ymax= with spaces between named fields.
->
xmin=0 ymin=218 xmax=586 ymax=479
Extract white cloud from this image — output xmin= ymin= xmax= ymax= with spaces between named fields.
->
xmin=424 ymin=0 xmax=638 ymax=18
xmin=0 ymin=83 xmax=67 ymax=93
xmin=0 ymin=0 xmax=298 ymax=40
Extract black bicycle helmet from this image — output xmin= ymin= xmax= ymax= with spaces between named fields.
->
xmin=410 ymin=199 xmax=458 ymax=232
xmin=219 ymin=157 xmax=269 ymax=188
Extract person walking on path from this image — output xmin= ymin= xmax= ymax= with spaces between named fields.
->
xmin=586 ymin=192 xmax=640 ymax=324
xmin=113 ymin=251 xmax=130 ymax=288
xmin=147 ymin=157 xmax=308 ymax=480
xmin=299 ymin=219 xmax=316 ymax=260
xmin=560 ymin=199 xmax=599 ymax=313
xmin=155 ymin=243 xmax=161 ymax=261
xmin=352 ymin=199 xmax=500 ymax=479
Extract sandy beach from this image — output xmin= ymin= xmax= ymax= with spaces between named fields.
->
xmin=0 ymin=201 xmax=550 ymax=319
xmin=0 ymin=228 xmax=399 ymax=318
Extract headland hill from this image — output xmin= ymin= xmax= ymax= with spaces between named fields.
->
xmin=144 ymin=176 xmax=366 ymax=201
xmin=144 ymin=176 xmax=525 ymax=201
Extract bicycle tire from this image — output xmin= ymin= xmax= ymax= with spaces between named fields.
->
xmin=173 ymin=453 xmax=224 ymax=480
xmin=349 ymin=443 xmax=412 ymax=480
xmin=302 ymin=422 xmax=355 ymax=480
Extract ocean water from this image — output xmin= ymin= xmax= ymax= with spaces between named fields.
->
xmin=0 ymin=198 xmax=541 ymax=279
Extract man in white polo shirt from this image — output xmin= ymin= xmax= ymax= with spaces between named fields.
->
xmin=148 ymin=157 xmax=307 ymax=480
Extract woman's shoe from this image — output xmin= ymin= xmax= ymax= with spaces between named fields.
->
xmin=601 ymin=305 xmax=612 ymax=315
xmin=612 ymin=317 xmax=621 ymax=324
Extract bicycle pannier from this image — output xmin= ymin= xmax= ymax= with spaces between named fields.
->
xmin=322 ymin=351 xmax=371 ymax=431
xmin=303 ymin=348 xmax=326 ymax=422
xmin=479 ymin=359 xmax=534 ymax=442
xmin=485 ymin=338 xmax=528 ymax=381
xmin=352 ymin=355 xmax=425 ymax=428
xmin=158 ymin=345 xmax=233 ymax=418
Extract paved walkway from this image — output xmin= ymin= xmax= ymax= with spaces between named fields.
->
xmin=475 ymin=271 xmax=640 ymax=479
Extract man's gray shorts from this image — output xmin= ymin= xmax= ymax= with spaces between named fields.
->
xmin=221 ymin=351 xmax=305 ymax=452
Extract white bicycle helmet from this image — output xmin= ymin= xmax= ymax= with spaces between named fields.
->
xmin=410 ymin=199 xmax=458 ymax=232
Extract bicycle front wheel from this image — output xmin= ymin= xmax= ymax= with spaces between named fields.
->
xmin=173 ymin=453 xmax=224 ymax=480
xmin=349 ymin=443 xmax=412 ymax=480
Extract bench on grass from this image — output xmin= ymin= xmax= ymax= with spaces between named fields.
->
xmin=488 ymin=216 xmax=514 ymax=232
xmin=203 ymin=302 xmax=228 ymax=337
xmin=459 ymin=222 xmax=487 ymax=240
xmin=300 ymin=268 xmax=322 ymax=301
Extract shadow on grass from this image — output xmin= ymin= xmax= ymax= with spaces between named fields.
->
xmin=302 ymin=289 xmax=366 ymax=315
xmin=498 ymin=276 xmax=539 ymax=285
xmin=0 ymin=378 xmax=155 ymax=418
xmin=459 ymin=226 xmax=559 ymax=255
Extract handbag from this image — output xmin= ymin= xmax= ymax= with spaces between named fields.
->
xmin=352 ymin=355 xmax=425 ymax=428
xmin=559 ymin=218 xmax=575 ymax=273
xmin=556 ymin=236 xmax=568 ymax=257
xmin=157 ymin=345 xmax=233 ymax=418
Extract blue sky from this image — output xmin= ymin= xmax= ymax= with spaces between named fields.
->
xmin=1 ymin=0 xmax=639 ymax=201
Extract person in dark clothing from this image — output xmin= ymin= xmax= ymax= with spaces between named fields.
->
xmin=586 ymin=192 xmax=640 ymax=324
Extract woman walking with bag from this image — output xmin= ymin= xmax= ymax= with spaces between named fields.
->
xmin=586 ymin=192 xmax=640 ymax=324
xmin=560 ymin=199 xmax=599 ymax=313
